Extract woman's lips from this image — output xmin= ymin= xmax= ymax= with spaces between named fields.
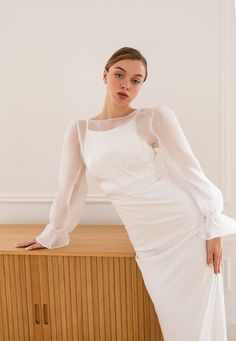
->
xmin=117 ymin=92 xmax=128 ymax=99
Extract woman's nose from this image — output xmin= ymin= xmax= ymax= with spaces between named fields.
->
xmin=122 ymin=83 xmax=130 ymax=90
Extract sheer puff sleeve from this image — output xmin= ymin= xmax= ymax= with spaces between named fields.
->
xmin=35 ymin=119 xmax=88 ymax=249
xmin=151 ymin=105 xmax=236 ymax=240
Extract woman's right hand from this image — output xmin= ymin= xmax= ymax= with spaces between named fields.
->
xmin=15 ymin=238 xmax=47 ymax=250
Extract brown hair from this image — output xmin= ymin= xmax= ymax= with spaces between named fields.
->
xmin=104 ymin=47 xmax=148 ymax=82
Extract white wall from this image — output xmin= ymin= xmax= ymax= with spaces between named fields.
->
xmin=0 ymin=0 xmax=235 ymax=337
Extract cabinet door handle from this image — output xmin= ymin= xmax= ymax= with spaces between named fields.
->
xmin=34 ymin=304 xmax=41 ymax=324
xmin=43 ymin=304 xmax=49 ymax=324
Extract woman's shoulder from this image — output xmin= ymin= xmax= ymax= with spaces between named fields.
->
xmin=140 ymin=105 xmax=175 ymax=114
xmin=151 ymin=105 xmax=176 ymax=117
xmin=137 ymin=105 xmax=175 ymax=120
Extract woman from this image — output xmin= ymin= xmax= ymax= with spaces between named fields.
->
xmin=15 ymin=47 xmax=236 ymax=340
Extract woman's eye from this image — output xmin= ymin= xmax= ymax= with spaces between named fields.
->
xmin=115 ymin=73 xmax=140 ymax=84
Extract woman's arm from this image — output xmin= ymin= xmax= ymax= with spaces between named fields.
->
xmin=34 ymin=119 xmax=88 ymax=249
xmin=151 ymin=106 xmax=236 ymax=240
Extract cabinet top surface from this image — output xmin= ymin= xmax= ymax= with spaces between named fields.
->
xmin=0 ymin=225 xmax=136 ymax=257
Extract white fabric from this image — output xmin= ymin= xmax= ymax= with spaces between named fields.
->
xmin=151 ymin=106 xmax=236 ymax=240
xmin=36 ymin=106 xmax=236 ymax=249
xmin=35 ymin=106 xmax=236 ymax=340
xmin=35 ymin=120 xmax=88 ymax=248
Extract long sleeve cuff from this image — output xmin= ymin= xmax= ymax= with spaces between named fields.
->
xmin=198 ymin=211 xmax=236 ymax=240
xmin=35 ymin=223 xmax=70 ymax=249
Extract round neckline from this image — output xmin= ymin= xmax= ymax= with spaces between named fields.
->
xmin=88 ymin=108 xmax=139 ymax=121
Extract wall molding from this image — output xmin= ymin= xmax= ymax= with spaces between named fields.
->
xmin=219 ymin=0 xmax=232 ymax=205
xmin=0 ymin=193 xmax=109 ymax=204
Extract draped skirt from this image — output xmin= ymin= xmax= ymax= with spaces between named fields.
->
xmin=106 ymin=174 xmax=227 ymax=341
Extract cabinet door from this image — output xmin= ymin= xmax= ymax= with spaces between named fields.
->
xmin=30 ymin=255 xmax=81 ymax=341
xmin=26 ymin=255 xmax=47 ymax=341
xmin=0 ymin=254 xmax=42 ymax=341
xmin=43 ymin=255 xmax=83 ymax=341
xmin=37 ymin=255 xmax=75 ymax=341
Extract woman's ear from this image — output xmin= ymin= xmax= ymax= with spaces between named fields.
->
xmin=103 ymin=69 xmax=108 ymax=83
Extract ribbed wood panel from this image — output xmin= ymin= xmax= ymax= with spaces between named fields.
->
xmin=0 ymin=225 xmax=165 ymax=341
xmin=0 ymin=254 xmax=164 ymax=341
xmin=0 ymin=255 xmax=32 ymax=341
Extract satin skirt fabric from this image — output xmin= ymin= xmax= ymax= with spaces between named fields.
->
xmin=107 ymin=175 xmax=227 ymax=341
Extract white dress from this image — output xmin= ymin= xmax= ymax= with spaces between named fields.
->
xmin=35 ymin=106 xmax=236 ymax=341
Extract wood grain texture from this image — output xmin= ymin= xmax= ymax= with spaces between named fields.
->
xmin=0 ymin=224 xmax=164 ymax=340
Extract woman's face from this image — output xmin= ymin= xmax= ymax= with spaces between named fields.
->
xmin=103 ymin=59 xmax=146 ymax=105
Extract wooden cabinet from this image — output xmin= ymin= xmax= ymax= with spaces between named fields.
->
xmin=0 ymin=225 xmax=164 ymax=341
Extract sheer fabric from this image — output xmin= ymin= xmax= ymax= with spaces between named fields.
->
xmin=35 ymin=106 xmax=236 ymax=249
xmin=35 ymin=120 xmax=88 ymax=249
xmin=151 ymin=106 xmax=236 ymax=240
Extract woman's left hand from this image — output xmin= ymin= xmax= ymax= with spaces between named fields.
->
xmin=206 ymin=237 xmax=223 ymax=274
